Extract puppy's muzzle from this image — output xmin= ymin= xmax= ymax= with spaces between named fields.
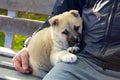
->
xmin=72 ymin=37 xmax=80 ymax=43
xmin=74 ymin=38 xmax=80 ymax=43
xmin=69 ymin=37 xmax=80 ymax=47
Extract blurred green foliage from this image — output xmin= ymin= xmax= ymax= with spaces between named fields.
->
xmin=0 ymin=32 xmax=5 ymax=47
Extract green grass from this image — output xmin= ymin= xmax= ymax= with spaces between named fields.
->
xmin=0 ymin=9 xmax=48 ymax=50
xmin=0 ymin=9 xmax=7 ymax=15
xmin=0 ymin=32 xmax=5 ymax=46
xmin=17 ymin=12 xmax=48 ymax=21
xmin=13 ymin=34 xmax=28 ymax=50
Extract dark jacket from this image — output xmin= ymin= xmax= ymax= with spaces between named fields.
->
xmin=39 ymin=0 xmax=120 ymax=70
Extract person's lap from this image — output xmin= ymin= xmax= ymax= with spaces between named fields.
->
xmin=42 ymin=56 xmax=120 ymax=80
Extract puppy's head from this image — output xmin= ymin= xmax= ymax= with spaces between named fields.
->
xmin=49 ymin=10 xmax=82 ymax=47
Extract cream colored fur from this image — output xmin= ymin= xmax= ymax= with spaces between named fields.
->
xmin=27 ymin=10 xmax=82 ymax=77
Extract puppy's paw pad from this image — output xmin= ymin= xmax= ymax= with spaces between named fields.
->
xmin=67 ymin=46 xmax=80 ymax=54
xmin=62 ymin=53 xmax=77 ymax=63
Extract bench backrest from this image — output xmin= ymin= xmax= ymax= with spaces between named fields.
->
xmin=0 ymin=0 xmax=56 ymax=48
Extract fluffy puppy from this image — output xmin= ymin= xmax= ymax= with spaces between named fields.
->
xmin=27 ymin=10 xmax=82 ymax=77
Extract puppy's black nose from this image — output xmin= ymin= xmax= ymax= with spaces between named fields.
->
xmin=73 ymin=38 xmax=80 ymax=43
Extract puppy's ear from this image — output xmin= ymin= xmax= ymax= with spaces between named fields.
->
xmin=69 ymin=10 xmax=79 ymax=17
xmin=49 ymin=17 xmax=59 ymax=27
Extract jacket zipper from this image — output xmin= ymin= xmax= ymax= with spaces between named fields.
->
xmin=99 ymin=0 xmax=118 ymax=57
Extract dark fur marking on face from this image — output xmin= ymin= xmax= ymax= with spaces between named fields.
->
xmin=62 ymin=29 xmax=69 ymax=35
xmin=74 ymin=25 xmax=80 ymax=31
xmin=70 ymin=11 xmax=79 ymax=18
xmin=52 ymin=19 xmax=59 ymax=26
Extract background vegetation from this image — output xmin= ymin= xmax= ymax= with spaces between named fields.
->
xmin=0 ymin=9 xmax=48 ymax=50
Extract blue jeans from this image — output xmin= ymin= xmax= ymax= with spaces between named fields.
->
xmin=41 ymin=56 xmax=120 ymax=80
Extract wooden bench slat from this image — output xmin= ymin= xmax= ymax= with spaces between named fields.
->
xmin=0 ymin=56 xmax=14 ymax=70
xmin=0 ymin=47 xmax=16 ymax=69
xmin=0 ymin=67 xmax=40 ymax=80
xmin=0 ymin=15 xmax=44 ymax=36
xmin=0 ymin=47 xmax=16 ymax=57
xmin=0 ymin=0 xmax=56 ymax=14
xmin=0 ymin=55 xmax=12 ymax=64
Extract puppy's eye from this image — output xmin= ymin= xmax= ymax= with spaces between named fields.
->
xmin=62 ymin=29 xmax=69 ymax=35
xmin=74 ymin=26 xmax=80 ymax=31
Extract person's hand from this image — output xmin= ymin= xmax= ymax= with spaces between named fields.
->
xmin=12 ymin=47 xmax=32 ymax=73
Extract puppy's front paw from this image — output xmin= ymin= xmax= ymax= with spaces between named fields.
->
xmin=61 ymin=53 xmax=77 ymax=63
xmin=67 ymin=46 xmax=80 ymax=54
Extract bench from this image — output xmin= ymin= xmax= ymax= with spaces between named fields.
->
xmin=0 ymin=0 xmax=56 ymax=79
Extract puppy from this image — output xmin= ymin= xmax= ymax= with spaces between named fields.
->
xmin=27 ymin=10 xmax=82 ymax=77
